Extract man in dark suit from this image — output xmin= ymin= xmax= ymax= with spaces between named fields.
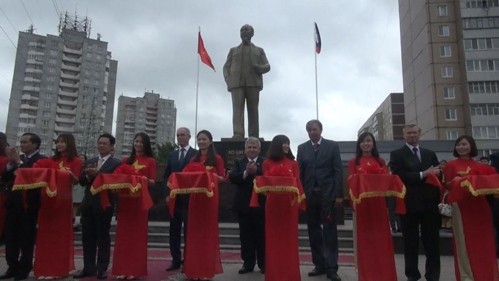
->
xmin=163 ymin=127 xmax=197 ymax=271
xmin=0 ymin=133 xmax=46 ymax=281
xmin=229 ymin=137 xmax=265 ymax=274
xmin=297 ymin=120 xmax=343 ymax=281
xmin=223 ymin=24 xmax=270 ymax=138
xmin=74 ymin=133 xmax=121 ymax=280
xmin=389 ymin=124 xmax=442 ymax=281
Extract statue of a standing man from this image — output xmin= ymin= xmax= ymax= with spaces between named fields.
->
xmin=223 ymin=24 xmax=270 ymax=139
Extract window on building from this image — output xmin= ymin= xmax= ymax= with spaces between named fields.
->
xmin=473 ymin=126 xmax=499 ymax=139
xmin=50 ymin=50 xmax=58 ymax=56
xmin=439 ymin=25 xmax=450 ymax=36
xmin=445 ymin=108 xmax=458 ymax=120
xmin=441 ymin=66 xmax=454 ymax=78
xmin=440 ymin=45 xmax=452 ymax=57
xmin=446 ymin=130 xmax=459 ymax=140
xmin=43 ymin=111 xmax=50 ymax=117
xmin=443 ymin=87 xmax=455 ymax=99
xmin=468 ymin=81 xmax=499 ymax=94
xmin=437 ymin=5 xmax=448 ymax=16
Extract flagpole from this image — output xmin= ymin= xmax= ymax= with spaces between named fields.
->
xmin=314 ymin=24 xmax=319 ymax=120
xmin=194 ymin=27 xmax=200 ymax=149
xmin=315 ymin=47 xmax=319 ymax=120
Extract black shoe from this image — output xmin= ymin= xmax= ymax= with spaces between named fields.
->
xmin=165 ymin=262 xmax=181 ymax=271
xmin=96 ymin=271 xmax=107 ymax=280
xmin=13 ymin=273 xmax=29 ymax=281
xmin=238 ymin=267 xmax=254 ymax=274
xmin=73 ymin=270 xmax=96 ymax=279
xmin=0 ymin=269 xmax=16 ymax=280
xmin=308 ymin=267 xmax=326 ymax=277
xmin=328 ymin=272 xmax=342 ymax=281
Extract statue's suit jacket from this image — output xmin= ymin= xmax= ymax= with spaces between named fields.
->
xmin=297 ymin=138 xmax=343 ymax=200
xmin=223 ymin=43 xmax=270 ymax=91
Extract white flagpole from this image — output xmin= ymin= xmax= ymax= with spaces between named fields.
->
xmin=314 ymin=24 xmax=319 ymax=120
xmin=194 ymin=27 xmax=200 ymax=149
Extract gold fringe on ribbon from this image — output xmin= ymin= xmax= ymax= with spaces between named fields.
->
xmin=349 ymin=187 xmax=407 ymax=206
xmin=253 ymin=184 xmax=306 ymax=203
xmin=460 ymin=180 xmax=499 ymax=197
xmin=90 ymin=183 xmax=141 ymax=195
xmin=169 ymin=187 xmax=214 ymax=198
xmin=12 ymin=181 xmax=48 ymax=191
xmin=45 ymin=187 xmax=57 ymax=198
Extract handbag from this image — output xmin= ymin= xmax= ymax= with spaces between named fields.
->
xmin=438 ymin=191 xmax=452 ymax=217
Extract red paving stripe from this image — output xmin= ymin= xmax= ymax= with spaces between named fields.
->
xmin=0 ymin=246 xmax=355 ymax=265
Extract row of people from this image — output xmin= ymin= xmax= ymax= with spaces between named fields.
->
xmin=0 ymin=132 xmax=156 ymax=280
xmin=2 ymin=122 xmax=498 ymax=281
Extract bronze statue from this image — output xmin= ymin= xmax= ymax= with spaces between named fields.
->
xmin=223 ymin=24 xmax=270 ymax=139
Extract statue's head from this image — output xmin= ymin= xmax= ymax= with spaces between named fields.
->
xmin=240 ymin=24 xmax=254 ymax=45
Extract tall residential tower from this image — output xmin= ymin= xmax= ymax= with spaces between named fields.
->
xmin=398 ymin=0 xmax=499 ymax=152
xmin=115 ymin=92 xmax=176 ymax=159
xmin=5 ymin=13 xmax=118 ymax=157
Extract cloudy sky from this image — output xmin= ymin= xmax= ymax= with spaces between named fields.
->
xmin=0 ymin=0 xmax=403 ymax=148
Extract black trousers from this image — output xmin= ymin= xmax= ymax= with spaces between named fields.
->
xmin=169 ymin=196 xmax=188 ymax=265
xmin=400 ymin=211 xmax=441 ymax=281
xmin=80 ymin=207 xmax=113 ymax=274
xmin=237 ymin=209 xmax=265 ymax=270
xmin=305 ymin=190 xmax=339 ymax=275
xmin=4 ymin=204 xmax=39 ymax=276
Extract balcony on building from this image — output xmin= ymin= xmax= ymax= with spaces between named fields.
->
xmin=54 ymin=124 xmax=75 ymax=133
xmin=61 ymin=63 xmax=80 ymax=72
xmin=62 ymin=54 xmax=82 ymax=64
xmin=55 ymin=115 xmax=76 ymax=124
xmin=26 ymin=59 xmax=44 ymax=65
xmin=57 ymin=97 xmax=78 ymax=107
xmin=58 ymin=89 xmax=78 ymax=98
xmin=21 ymin=93 xmax=40 ymax=101
xmin=59 ymin=80 xmax=79 ymax=89
xmin=63 ymin=46 xmax=82 ymax=55
xmin=56 ymin=106 xmax=77 ymax=115
xmin=60 ymin=71 xmax=80 ymax=80
xmin=20 ymin=103 xmax=38 ymax=110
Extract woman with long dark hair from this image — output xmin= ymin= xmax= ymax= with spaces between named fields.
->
xmin=347 ymin=132 xmax=398 ymax=281
xmin=182 ymin=129 xmax=224 ymax=280
xmin=113 ymin=132 xmax=155 ymax=280
xmin=33 ymin=133 xmax=82 ymax=279
xmin=443 ymin=135 xmax=499 ymax=281
xmin=260 ymin=134 xmax=304 ymax=281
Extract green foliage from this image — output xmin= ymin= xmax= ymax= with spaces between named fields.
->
xmin=155 ymin=141 xmax=177 ymax=165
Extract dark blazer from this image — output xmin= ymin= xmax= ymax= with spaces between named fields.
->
xmin=229 ymin=156 xmax=265 ymax=213
xmin=79 ymin=156 xmax=122 ymax=213
xmin=3 ymin=152 xmax=46 ymax=211
xmin=490 ymin=152 xmax=499 ymax=173
xmin=297 ymin=138 xmax=343 ymax=199
xmin=389 ymin=145 xmax=440 ymax=212
xmin=164 ymin=147 xmax=197 ymax=195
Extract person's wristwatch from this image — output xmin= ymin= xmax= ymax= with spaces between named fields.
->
xmin=16 ymin=160 xmax=23 ymax=166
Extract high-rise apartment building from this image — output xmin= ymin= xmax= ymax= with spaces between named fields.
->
xmin=115 ymin=92 xmax=176 ymax=158
xmin=358 ymin=93 xmax=406 ymax=140
xmin=5 ymin=14 xmax=118 ymax=157
xmin=398 ymin=0 xmax=499 ymax=145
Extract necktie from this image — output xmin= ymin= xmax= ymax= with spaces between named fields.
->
xmin=179 ymin=148 xmax=186 ymax=162
xmin=313 ymin=143 xmax=320 ymax=152
xmin=97 ymin=158 xmax=105 ymax=170
xmin=412 ymin=147 xmax=421 ymax=162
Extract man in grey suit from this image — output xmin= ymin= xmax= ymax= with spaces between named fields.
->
xmin=297 ymin=120 xmax=343 ymax=281
xmin=223 ymin=24 xmax=270 ymax=139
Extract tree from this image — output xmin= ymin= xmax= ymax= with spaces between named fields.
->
xmin=155 ymin=141 xmax=177 ymax=165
